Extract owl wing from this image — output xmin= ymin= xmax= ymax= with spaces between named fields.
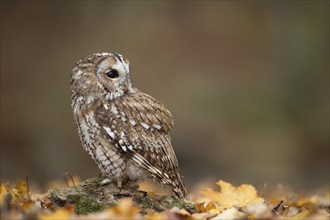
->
xmin=94 ymin=92 xmax=186 ymax=197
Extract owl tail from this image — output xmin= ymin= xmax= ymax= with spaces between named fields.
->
xmin=170 ymin=172 xmax=188 ymax=199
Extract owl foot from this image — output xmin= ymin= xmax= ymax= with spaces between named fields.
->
xmin=99 ymin=177 xmax=124 ymax=189
xmin=99 ymin=177 xmax=112 ymax=186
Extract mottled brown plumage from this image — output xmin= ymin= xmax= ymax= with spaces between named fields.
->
xmin=70 ymin=52 xmax=187 ymax=198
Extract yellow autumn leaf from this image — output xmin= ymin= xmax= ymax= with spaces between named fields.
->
xmin=294 ymin=196 xmax=317 ymax=207
xmin=211 ymin=207 xmax=246 ymax=219
xmin=146 ymin=212 xmax=167 ymax=220
xmin=292 ymin=209 xmax=311 ymax=219
xmin=170 ymin=206 xmax=192 ymax=216
xmin=195 ymin=201 xmax=217 ymax=212
xmin=0 ymin=183 xmax=9 ymax=194
xmin=202 ymin=180 xmax=264 ymax=208
xmin=107 ymin=198 xmax=140 ymax=219
xmin=15 ymin=180 xmax=28 ymax=196
xmin=39 ymin=208 xmax=71 ymax=220
xmin=0 ymin=183 xmax=9 ymax=208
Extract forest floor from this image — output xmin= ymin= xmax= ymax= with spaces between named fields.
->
xmin=1 ymin=176 xmax=329 ymax=220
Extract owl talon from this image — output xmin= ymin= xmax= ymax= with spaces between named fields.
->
xmin=117 ymin=180 xmax=122 ymax=189
xmin=100 ymin=177 xmax=111 ymax=186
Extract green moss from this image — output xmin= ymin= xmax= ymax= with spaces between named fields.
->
xmin=49 ymin=176 xmax=196 ymax=214
xmin=67 ymin=194 xmax=108 ymax=215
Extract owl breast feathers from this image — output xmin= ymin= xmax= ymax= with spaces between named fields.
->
xmin=70 ymin=52 xmax=187 ymax=198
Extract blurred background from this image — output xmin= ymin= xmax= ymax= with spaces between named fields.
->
xmin=1 ymin=1 xmax=329 ymax=193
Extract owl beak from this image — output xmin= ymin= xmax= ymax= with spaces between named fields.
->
xmin=123 ymin=81 xmax=129 ymax=92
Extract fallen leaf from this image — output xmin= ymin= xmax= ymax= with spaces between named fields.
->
xmin=195 ymin=201 xmax=216 ymax=212
xmin=202 ymin=180 xmax=264 ymax=208
xmin=15 ymin=180 xmax=28 ymax=196
xmin=211 ymin=207 xmax=246 ymax=220
xmin=39 ymin=208 xmax=71 ymax=220
xmin=170 ymin=206 xmax=192 ymax=216
xmin=0 ymin=183 xmax=9 ymax=208
xmin=107 ymin=198 xmax=141 ymax=219
xmin=246 ymin=201 xmax=272 ymax=219
xmin=146 ymin=212 xmax=167 ymax=220
xmin=160 ymin=208 xmax=193 ymax=220
xmin=292 ymin=208 xmax=311 ymax=219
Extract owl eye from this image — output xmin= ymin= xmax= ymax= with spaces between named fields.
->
xmin=106 ymin=69 xmax=119 ymax=78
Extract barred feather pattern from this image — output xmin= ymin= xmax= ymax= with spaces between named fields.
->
xmin=70 ymin=52 xmax=187 ymax=198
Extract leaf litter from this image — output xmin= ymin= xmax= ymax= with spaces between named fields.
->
xmin=1 ymin=178 xmax=328 ymax=220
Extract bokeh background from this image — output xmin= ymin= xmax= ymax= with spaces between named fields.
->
xmin=1 ymin=1 xmax=329 ymax=193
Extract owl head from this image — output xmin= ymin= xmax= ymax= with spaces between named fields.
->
xmin=70 ymin=52 xmax=134 ymax=100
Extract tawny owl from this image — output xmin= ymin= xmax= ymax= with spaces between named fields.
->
xmin=70 ymin=52 xmax=187 ymax=198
